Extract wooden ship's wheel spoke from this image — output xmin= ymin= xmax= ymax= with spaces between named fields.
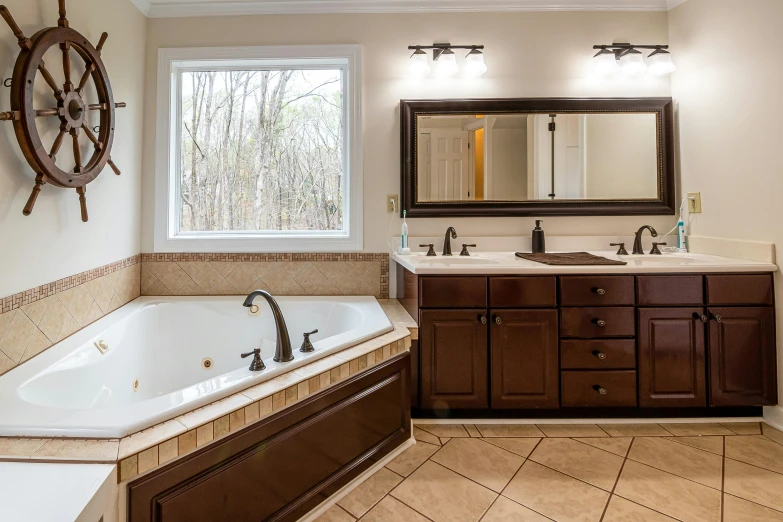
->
xmin=0 ymin=0 xmax=127 ymax=222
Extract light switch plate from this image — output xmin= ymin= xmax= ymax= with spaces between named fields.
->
xmin=687 ymin=192 xmax=702 ymax=213
xmin=387 ymin=194 xmax=399 ymax=213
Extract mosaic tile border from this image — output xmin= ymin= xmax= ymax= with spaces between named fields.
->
xmin=0 ymin=258 xmax=142 ymax=377
xmin=0 ymin=255 xmax=141 ymax=314
xmin=118 ymin=335 xmax=411 ymax=483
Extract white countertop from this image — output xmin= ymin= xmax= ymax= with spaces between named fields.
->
xmin=0 ymin=462 xmax=115 ymax=521
xmin=392 ymin=251 xmax=778 ymax=275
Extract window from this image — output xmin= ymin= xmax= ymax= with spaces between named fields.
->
xmin=154 ymin=46 xmax=362 ymax=252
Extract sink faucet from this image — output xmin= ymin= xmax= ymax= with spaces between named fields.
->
xmin=243 ymin=290 xmax=294 ymax=362
xmin=632 ymin=225 xmax=659 ymax=255
xmin=443 ymin=227 xmax=458 ymax=256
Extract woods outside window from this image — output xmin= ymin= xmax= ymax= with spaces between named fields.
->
xmin=154 ymin=46 xmax=363 ymax=252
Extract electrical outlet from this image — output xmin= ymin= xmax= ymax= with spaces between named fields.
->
xmin=687 ymin=192 xmax=702 ymax=213
xmin=387 ymin=194 xmax=398 ymax=213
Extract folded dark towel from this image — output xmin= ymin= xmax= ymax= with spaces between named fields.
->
xmin=515 ymin=252 xmax=627 ymax=266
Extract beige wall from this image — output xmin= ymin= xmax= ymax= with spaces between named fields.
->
xmin=669 ymin=0 xmax=783 ymax=412
xmin=140 ymin=11 xmax=674 ymax=253
xmin=0 ymin=0 xmax=146 ymax=298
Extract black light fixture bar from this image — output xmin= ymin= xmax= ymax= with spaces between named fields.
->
xmin=593 ymin=43 xmax=669 ymax=58
xmin=408 ymin=44 xmax=485 ymax=50
xmin=409 ymin=43 xmax=484 ymax=60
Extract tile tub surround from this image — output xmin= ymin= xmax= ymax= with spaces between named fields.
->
xmin=141 ymin=253 xmax=389 ymax=298
xmin=0 ymin=255 xmax=141 ymax=377
xmin=316 ymin=422 xmax=783 ymax=522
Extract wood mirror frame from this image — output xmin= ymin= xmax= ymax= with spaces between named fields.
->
xmin=400 ymin=97 xmax=675 ymax=217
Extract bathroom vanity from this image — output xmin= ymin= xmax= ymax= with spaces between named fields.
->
xmin=395 ymin=252 xmax=778 ymax=416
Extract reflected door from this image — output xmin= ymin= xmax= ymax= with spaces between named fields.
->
xmin=424 ymin=130 xmax=470 ymax=201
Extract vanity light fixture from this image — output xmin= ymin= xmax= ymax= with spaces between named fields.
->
xmin=619 ymin=48 xmax=647 ymax=77
xmin=409 ymin=47 xmax=431 ymax=78
xmin=407 ymin=43 xmax=486 ymax=78
xmin=434 ymin=48 xmax=459 ymax=78
xmin=647 ymin=48 xmax=677 ymax=76
xmin=591 ymin=43 xmax=676 ymax=77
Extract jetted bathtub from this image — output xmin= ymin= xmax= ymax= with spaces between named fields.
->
xmin=0 ymin=296 xmax=393 ymax=438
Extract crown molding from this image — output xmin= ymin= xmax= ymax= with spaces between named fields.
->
xmin=666 ymin=0 xmax=689 ymax=9
xmin=139 ymin=0 xmax=672 ymax=18
xmin=130 ymin=0 xmax=152 ymax=16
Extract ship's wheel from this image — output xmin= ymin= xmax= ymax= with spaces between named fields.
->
xmin=0 ymin=0 xmax=126 ymax=222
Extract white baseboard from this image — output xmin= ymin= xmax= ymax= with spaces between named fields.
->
xmin=764 ymin=406 xmax=783 ymax=431
xmin=414 ymin=417 xmax=765 ymax=425
xmin=298 ymin=434 xmax=415 ymax=522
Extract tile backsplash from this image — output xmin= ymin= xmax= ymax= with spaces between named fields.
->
xmin=141 ymin=253 xmax=389 ymax=299
xmin=0 ymin=256 xmax=141 ymax=376
xmin=0 ymin=253 xmax=390 ymax=377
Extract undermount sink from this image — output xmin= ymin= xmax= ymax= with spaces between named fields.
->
xmin=418 ymin=256 xmax=502 ymax=265
xmin=627 ymin=255 xmax=698 ymax=264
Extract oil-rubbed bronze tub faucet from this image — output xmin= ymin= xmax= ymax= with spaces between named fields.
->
xmin=443 ymin=227 xmax=458 ymax=256
xmin=632 ymin=225 xmax=658 ymax=255
xmin=243 ymin=290 xmax=294 ymax=362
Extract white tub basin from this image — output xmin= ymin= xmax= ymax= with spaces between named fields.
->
xmin=0 ymin=296 xmax=393 ymax=438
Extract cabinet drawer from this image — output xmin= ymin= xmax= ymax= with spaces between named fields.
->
xmin=706 ymin=275 xmax=774 ymax=305
xmin=637 ymin=276 xmax=703 ymax=306
xmin=562 ymin=371 xmax=638 ymax=407
xmin=560 ymin=307 xmax=636 ymax=338
xmin=561 ymin=340 xmax=636 ymax=370
xmin=489 ymin=277 xmax=557 ymax=308
xmin=560 ymin=276 xmax=635 ymax=306
xmin=419 ymin=277 xmax=487 ymax=308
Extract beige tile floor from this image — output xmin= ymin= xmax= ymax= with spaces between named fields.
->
xmin=315 ymin=422 xmax=783 ymax=522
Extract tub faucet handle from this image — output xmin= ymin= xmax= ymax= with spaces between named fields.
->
xmin=300 ymin=329 xmax=319 ymax=353
xmin=241 ymin=348 xmax=265 ymax=372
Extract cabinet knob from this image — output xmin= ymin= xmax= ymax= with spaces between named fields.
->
xmin=711 ymin=313 xmax=722 ymax=323
xmin=593 ymin=288 xmax=606 ymax=296
xmin=593 ymin=319 xmax=607 ymax=327
xmin=693 ymin=312 xmax=708 ymax=323
xmin=479 ymin=315 xmax=487 ymax=325
xmin=592 ymin=350 xmax=607 ymax=360
xmin=593 ymin=385 xmax=608 ymax=395
xmin=494 ymin=315 xmax=502 ymax=325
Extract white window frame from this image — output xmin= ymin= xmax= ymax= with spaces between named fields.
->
xmin=153 ymin=45 xmax=363 ymax=253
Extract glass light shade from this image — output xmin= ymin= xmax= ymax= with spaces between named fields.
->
xmin=647 ymin=51 xmax=676 ymax=76
xmin=464 ymin=50 xmax=487 ymax=78
xmin=409 ymin=50 xmax=431 ymax=78
xmin=620 ymin=49 xmax=647 ymax=77
xmin=434 ymin=50 xmax=458 ymax=78
xmin=591 ymin=50 xmax=620 ymax=77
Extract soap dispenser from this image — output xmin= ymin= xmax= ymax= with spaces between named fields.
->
xmin=532 ymin=220 xmax=546 ymax=254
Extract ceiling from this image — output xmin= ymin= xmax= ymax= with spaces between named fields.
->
xmin=132 ymin=0 xmax=689 ymax=18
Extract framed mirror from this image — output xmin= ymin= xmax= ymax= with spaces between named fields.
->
xmin=401 ymin=98 xmax=675 ymax=217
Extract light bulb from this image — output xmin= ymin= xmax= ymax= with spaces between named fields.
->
xmin=590 ymin=49 xmax=620 ymax=77
xmin=408 ymin=49 xmax=430 ymax=78
xmin=647 ymin=49 xmax=676 ymax=76
xmin=619 ymin=48 xmax=647 ymax=77
xmin=434 ymin=48 xmax=458 ymax=78
xmin=464 ymin=49 xmax=487 ymax=78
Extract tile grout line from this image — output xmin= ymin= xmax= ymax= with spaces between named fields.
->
xmin=663 ymin=435 xmax=725 ymax=456
xmin=384 ymin=492 xmax=436 ymax=521
xmin=598 ymin=436 xmax=635 ymax=521
xmin=720 ymin=436 xmax=726 ymax=522
xmin=722 ymin=493 xmax=783 ymax=517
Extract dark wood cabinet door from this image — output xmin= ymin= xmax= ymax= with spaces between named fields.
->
xmin=708 ymin=307 xmax=777 ymax=406
xmin=490 ymin=309 xmax=559 ymax=409
xmin=638 ymin=308 xmax=706 ymax=407
xmin=420 ymin=309 xmax=488 ymax=409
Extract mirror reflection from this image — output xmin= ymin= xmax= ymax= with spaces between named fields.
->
xmin=416 ymin=113 xmax=659 ymax=203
